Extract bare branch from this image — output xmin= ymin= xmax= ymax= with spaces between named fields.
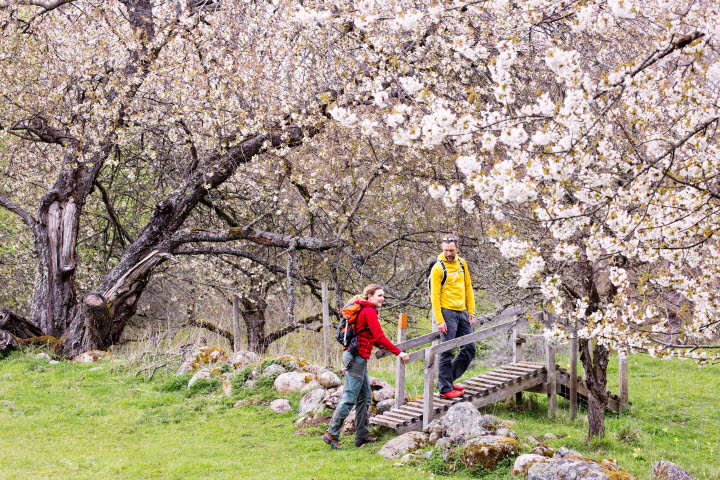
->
xmin=0 ymin=194 xmax=37 ymax=230
xmin=94 ymin=181 xmax=134 ymax=246
xmin=167 ymin=226 xmax=346 ymax=252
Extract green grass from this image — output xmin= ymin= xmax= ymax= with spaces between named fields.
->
xmin=0 ymin=349 xmax=718 ymax=479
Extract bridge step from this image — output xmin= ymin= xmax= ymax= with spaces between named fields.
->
xmin=370 ymin=362 xmax=546 ymax=433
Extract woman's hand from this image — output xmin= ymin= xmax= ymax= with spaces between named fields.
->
xmin=399 ymin=352 xmax=410 ymax=364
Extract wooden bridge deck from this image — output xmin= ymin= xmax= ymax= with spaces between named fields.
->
xmin=370 ymin=362 xmax=625 ymax=434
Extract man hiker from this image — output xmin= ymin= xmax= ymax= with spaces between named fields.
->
xmin=429 ymin=236 xmax=476 ymax=399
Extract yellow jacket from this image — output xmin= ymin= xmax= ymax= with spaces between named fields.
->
xmin=430 ymin=253 xmax=475 ymax=324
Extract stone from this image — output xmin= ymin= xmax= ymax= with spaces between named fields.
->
xmin=512 ymin=454 xmax=546 ymax=476
xmin=370 ymin=377 xmax=394 ymax=391
xmin=228 ymin=350 xmax=261 ymax=369
xmin=340 ymin=409 xmax=356 ymax=435
xmin=188 ymin=367 xmax=222 ymax=387
xmin=543 ymin=433 xmax=557 ymax=441
xmin=532 ymin=444 xmax=557 ymax=457
xmin=527 ymin=457 xmax=633 ymax=480
xmin=399 ymin=453 xmax=416 ymax=463
xmin=222 ymin=379 xmax=232 ymax=396
xmin=552 ymin=446 xmax=582 ymax=459
xmin=301 ymin=364 xmax=326 ymax=375
xmin=324 ymin=385 xmax=344 ymax=410
xmin=0 ymin=331 xmax=19 ymax=354
xmin=375 ymin=399 xmax=395 ymax=414
xmin=270 ymin=398 xmax=292 ymax=414
xmin=461 ymin=435 xmax=520 ymax=470
xmin=263 ymin=363 xmax=288 ymax=376
xmin=176 ymin=361 xmax=195 ymax=375
xmin=75 ymin=350 xmax=114 ymax=363
xmin=496 ymin=427 xmax=519 ymax=439
xmin=372 ymin=387 xmax=395 ymax=403
xmin=439 ymin=402 xmax=496 ymax=443
xmin=36 ymin=352 xmax=51 ymax=361
xmin=377 ymin=431 xmax=429 ymax=460
xmin=318 ymin=371 xmax=342 ymax=389
xmin=652 ymin=460 xmax=696 ymax=480
xmin=300 ymin=379 xmax=321 ymax=393
xmin=299 ymin=388 xmax=327 ymax=415
xmin=435 ymin=437 xmax=453 ymax=448
xmin=274 ymin=371 xmax=313 ymax=395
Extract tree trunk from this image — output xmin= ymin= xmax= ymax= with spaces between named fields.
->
xmin=579 ymin=338 xmax=610 ymax=437
xmin=239 ymin=298 xmax=271 ymax=356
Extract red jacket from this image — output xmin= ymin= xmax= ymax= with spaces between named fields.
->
xmin=352 ymin=300 xmax=402 ymax=359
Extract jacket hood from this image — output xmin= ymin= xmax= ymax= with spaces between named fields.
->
xmin=355 ymin=300 xmax=376 ymax=308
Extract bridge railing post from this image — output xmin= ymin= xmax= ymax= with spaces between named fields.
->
xmin=395 ymin=313 xmax=408 ymax=409
xmin=569 ymin=319 xmax=578 ymax=419
xmin=619 ymin=350 xmax=629 ymax=411
xmin=422 ymin=346 xmax=436 ymax=430
xmin=545 ymin=313 xmax=557 ymax=418
xmin=512 ymin=318 xmax=524 ymax=404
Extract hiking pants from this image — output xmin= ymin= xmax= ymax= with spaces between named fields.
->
xmin=438 ymin=308 xmax=476 ymax=394
xmin=327 ymin=350 xmax=371 ymax=441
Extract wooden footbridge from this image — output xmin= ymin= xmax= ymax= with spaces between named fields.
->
xmin=370 ymin=309 xmax=629 ymax=434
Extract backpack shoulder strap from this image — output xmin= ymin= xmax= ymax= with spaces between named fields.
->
xmin=437 ymin=259 xmax=448 ymax=286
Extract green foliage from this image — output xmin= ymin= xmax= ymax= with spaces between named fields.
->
xmin=157 ymin=372 xmax=194 ymax=392
xmin=186 ymin=377 xmax=222 ymax=397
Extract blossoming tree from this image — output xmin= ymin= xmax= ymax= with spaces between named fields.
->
xmin=288 ymin=0 xmax=720 ymax=436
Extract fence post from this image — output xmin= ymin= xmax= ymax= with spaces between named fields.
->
xmin=321 ymin=281 xmax=331 ymax=367
xmin=512 ymin=320 xmax=524 ymax=404
xmin=570 ymin=329 xmax=578 ymax=419
xmin=423 ymin=346 xmax=436 ymax=430
xmin=430 ymin=309 xmax=440 ymax=378
xmin=232 ymin=295 xmax=240 ymax=352
xmin=619 ymin=350 xmax=629 ymax=410
xmin=395 ymin=313 xmax=408 ymax=409
xmin=545 ymin=315 xmax=557 ymax=418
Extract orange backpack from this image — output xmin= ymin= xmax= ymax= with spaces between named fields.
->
xmin=336 ymin=295 xmax=371 ymax=349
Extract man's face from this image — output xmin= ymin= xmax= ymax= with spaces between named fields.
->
xmin=442 ymin=242 xmax=458 ymax=261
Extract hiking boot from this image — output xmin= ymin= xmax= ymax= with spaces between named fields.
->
xmin=322 ymin=432 xmax=341 ymax=449
xmin=439 ymin=389 xmax=464 ymax=399
xmin=355 ymin=436 xmax=378 ymax=447
xmin=452 ymin=385 xmax=465 ymax=391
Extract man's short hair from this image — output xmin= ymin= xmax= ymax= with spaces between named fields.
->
xmin=441 ymin=236 xmax=458 ymax=247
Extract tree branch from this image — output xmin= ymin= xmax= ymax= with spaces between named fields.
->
xmin=94 ymin=181 xmax=134 ymax=246
xmin=167 ymin=226 xmax=346 ymax=252
xmin=0 ymin=194 xmax=37 ymax=230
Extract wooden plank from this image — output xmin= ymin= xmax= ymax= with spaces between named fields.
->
xmin=423 ymin=347 xmax=436 ymax=429
xmin=483 ymin=371 xmax=519 ymax=382
xmin=395 ymin=314 xmax=407 ymax=409
xmin=370 ymin=416 xmax=400 ymax=429
xmin=570 ymin=334 xmax=578 ymax=419
xmin=503 ymin=364 xmax=542 ymax=374
xmin=431 ymin=318 xmax=526 ymax=356
xmin=375 ymin=331 xmax=441 ymax=359
xmin=546 ymin=337 xmax=557 ymax=418
xmin=473 ymin=375 xmax=508 ymax=386
xmin=465 ymin=379 xmax=500 ymax=390
xmin=618 ymin=351 xmax=629 ymax=410
xmin=382 ymin=411 xmax=413 ymax=424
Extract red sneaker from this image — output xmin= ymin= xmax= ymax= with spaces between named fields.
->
xmin=452 ymin=385 xmax=465 ymax=391
xmin=440 ymin=389 xmax=464 ymax=399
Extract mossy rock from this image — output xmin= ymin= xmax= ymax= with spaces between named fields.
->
xmin=461 ymin=435 xmax=520 ymax=470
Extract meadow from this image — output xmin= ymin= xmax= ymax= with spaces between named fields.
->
xmin=0 ymin=348 xmax=718 ymax=480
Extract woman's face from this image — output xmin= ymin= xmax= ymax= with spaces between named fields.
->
xmin=367 ymin=289 xmax=385 ymax=308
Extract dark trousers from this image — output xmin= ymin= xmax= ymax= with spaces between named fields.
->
xmin=438 ymin=308 xmax=475 ymax=393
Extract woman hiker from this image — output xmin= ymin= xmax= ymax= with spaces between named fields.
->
xmin=322 ymin=284 xmax=410 ymax=449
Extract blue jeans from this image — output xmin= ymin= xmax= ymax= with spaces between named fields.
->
xmin=327 ymin=350 xmax=371 ymax=441
xmin=438 ymin=308 xmax=476 ymax=393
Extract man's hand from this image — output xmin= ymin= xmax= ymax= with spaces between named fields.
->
xmin=437 ymin=321 xmax=448 ymax=334
xmin=469 ymin=313 xmax=476 ymax=327
xmin=399 ymin=352 xmax=410 ymax=364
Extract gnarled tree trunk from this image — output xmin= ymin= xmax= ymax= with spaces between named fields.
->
xmin=579 ymin=338 xmax=610 ymax=437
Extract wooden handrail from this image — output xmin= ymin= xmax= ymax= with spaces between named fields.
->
xmin=375 ymin=306 xmax=533 ymax=359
